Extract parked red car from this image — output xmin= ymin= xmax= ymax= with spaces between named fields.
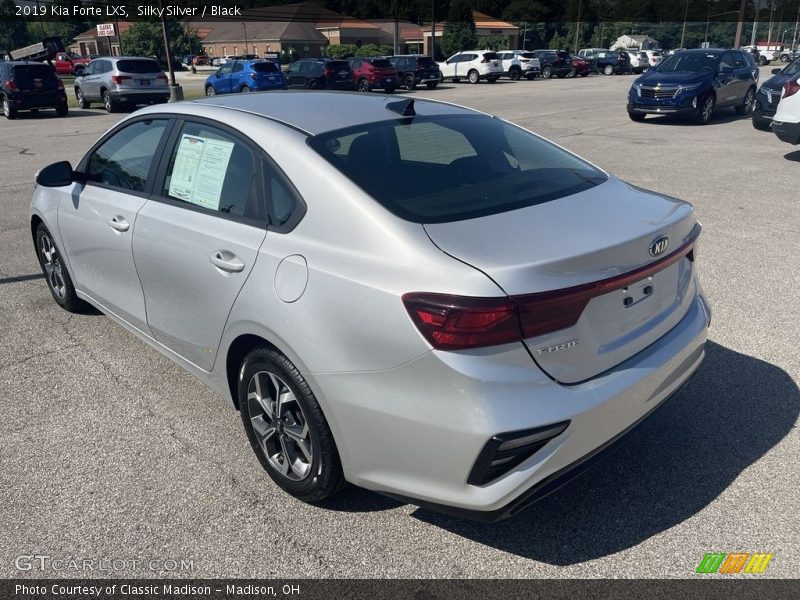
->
xmin=347 ymin=57 xmax=400 ymax=93
xmin=53 ymin=52 xmax=91 ymax=76
xmin=569 ymin=54 xmax=590 ymax=77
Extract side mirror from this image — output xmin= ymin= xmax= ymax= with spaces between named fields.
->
xmin=36 ymin=161 xmax=75 ymax=187
xmin=772 ymin=68 xmax=781 ymax=74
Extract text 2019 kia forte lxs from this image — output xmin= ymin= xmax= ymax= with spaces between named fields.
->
xmin=30 ymin=92 xmax=710 ymax=521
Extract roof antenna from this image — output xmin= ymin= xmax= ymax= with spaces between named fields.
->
xmin=386 ymin=98 xmax=415 ymax=117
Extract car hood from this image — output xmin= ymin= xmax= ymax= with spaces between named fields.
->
xmin=760 ymin=73 xmax=791 ymax=90
xmin=637 ymin=71 xmax=710 ymax=86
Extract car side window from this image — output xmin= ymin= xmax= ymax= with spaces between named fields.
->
xmin=161 ymin=121 xmax=265 ymax=225
xmin=733 ymin=52 xmax=747 ymax=69
xmin=87 ymin=119 xmax=169 ymax=192
xmin=232 ymin=62 xmax=243 ymax=73
xmin=82 ymin=62 xmax=94 ymax=75
xmin=262 ymin=161 xmax=301 ymax=229
xmin=286 ymin=63 xmax=300 ymax=75
xmin=218 ymin=63 xmax=234 ymax=76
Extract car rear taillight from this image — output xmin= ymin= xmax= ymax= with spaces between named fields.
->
xmin=111 ymin=75 xmax=132 ymax=84
xmin=323 ymin=66 xmax=333 ymax=77
xmin=157 ymin=74 xmax=168 ymax=82
xmin=4 ymin=80 xmax=18 ymax=91
xmin=403 ymin=229 xmax=700 ymax=350
xmin=784 ymin=79 xmax=800 ymax=98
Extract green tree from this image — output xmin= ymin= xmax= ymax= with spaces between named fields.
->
xmin=0 ymin=0 xmax=31 ymax=56
xmin=442 ymin=0 xmax=478 ymax=56
xmin=326 ymin=44 xmax=359 ymax=58
xmin=355 ymin=43 xmax=394 ymax=57
xmin=481 ymin=35 xmax=511 ymax=50
xmin=122 ymin=22 xmax=198 ymax=61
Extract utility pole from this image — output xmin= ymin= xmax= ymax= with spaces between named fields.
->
xmin=680 ymin=0 xmax=689 ymax=48
xmin=393 ymin=0 xmax=399 ymax=55
xmin=159 ymin=0 xmax=183 ymax=101
xmin=767 ymin=1 xmax=775 ymax=52
xmin=733 ymin=0 xmax=747 ymax=48
xmin=242 ymin=22 xmax=248 ymax=55
xmin=573 ymin=0 xmax=582 ymax=53
xmin=430 ymin=0 xmax=435 ymax=59
xmin=792 ymin=2 xmax=800 ymax=50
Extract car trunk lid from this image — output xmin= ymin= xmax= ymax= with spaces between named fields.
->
xmin=423 ymin=177 xmax=699 ymax=383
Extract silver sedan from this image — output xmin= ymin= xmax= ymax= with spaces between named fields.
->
xmin=30 ymin=92 xmax=710 ymax=520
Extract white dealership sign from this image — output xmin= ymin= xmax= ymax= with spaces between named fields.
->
xmin=96 ymin=23 xmax=115 ymax=37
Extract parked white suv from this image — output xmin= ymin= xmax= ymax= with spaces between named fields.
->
xmin=627 ymin=50 xmax=648 ymax=74
xmin=497 ymin=50 xmax=541 ymax=80
xmin=438 ymin=50 xmax=503 ymax=84
xmin=645 ymin=50 xmax=663 ymax=67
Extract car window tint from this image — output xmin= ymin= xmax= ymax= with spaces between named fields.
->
xmin=310 ymin=115 xmax=607 ymax=224
xmin=232 ymin=62 xmax=244 ymax=73
xmin=263 ymin=163 xmax=297 ymax=227
xmin=162 ymin=122 xmax=263 ymax=224
xmin=117 ymin=60 xmax=161 ymax=73
xmin=87 ymin=120 xmax=168 ymax=192
xmin=252 ymin=62 xmax=278 ymax=73
xmin=372 ymin=59 xmax=392 ymax=68
xmin=218 ymin=63 xmax=233 ymax=75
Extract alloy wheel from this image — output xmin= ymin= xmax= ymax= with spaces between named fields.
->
xmin=206 ymin=86 xmax=216 ymax=96
xmin=701 ymin=95 xmax=715 ymax=122
xmin=3 ymin=97 xmax=10 ymax=117
xmin=358 ymin=79 xmax=370 ymax=92
xmin=40 ymin=233 xmax=66 ymax=301
xmin=247 ymin=370 xmax=314 ymax=481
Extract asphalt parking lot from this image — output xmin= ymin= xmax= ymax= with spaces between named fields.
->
xmin=1 ymin=68 xmax=798 ymax=578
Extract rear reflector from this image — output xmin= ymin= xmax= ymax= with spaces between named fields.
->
xmin=468 ymin=421 xmax=570 ymax=485
xmin=403 ymin=226 xmax=700 ymax=350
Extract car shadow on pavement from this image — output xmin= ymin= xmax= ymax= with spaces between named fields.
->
xmin=783 ymin=150 xmax=800 ymax=162
xmin=9 ymin=111 xmax=107 ymax=120
xmin=640 ymin=110 xmax=751 ymax=127
xmin=409 ymin=340 xmax=799 ymax=564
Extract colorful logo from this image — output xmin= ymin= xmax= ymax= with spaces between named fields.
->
xmin=696 ymin=552 xmax=774 ymax=574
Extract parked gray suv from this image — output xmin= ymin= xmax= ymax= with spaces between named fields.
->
xmin=74 ymin=57 xmax=169 ymax=113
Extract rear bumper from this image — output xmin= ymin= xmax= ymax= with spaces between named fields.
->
xmin=314 ymin=290 xmax=711 ymax=520
xmin=8 ymin=92 xmax=66 ymax=109
xmin=110 ymin=90 xmax=169 ymax=104
xmin=369 ymin=76 xmax=401 ymax=89
xmin=772 ymin=119 xmax=800 ymax=144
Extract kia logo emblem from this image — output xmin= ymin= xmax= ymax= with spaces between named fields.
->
xmin=649 ymin=235 xmax=669 ymax=257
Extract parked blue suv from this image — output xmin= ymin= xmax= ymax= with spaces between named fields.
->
xmin=205 ymin=60 xmax=286 ymax=96
xmin=752 ymin=58 xmax=800 ymax=130
xmin=627 ymin=49 xmax=758 ymax=124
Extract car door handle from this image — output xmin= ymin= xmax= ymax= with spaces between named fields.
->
xmin=210 ymin=250 xmax=245 ymax=273
xmin=108 ymin=216 xmax=130 ymax=232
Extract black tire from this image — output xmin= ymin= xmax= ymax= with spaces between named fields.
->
xmin=580 ymin=72 xmax=589 ymax=77
xmin=205 ymin=86 xmax=216 ymax=96
xmin=239 ymin=346 xmax=345 ymax=503
xmin=509 ymin=67 xmax=521 ymax=80
xmin=752 ymin=116 xmax=771 ymax=131
xmin=35 ymin=223 xmax=85 ymax=313
xmin=452 ymin=78 xmax=460 ymax=83
xmin=425 ymin=82 xmax=438 ymax=89
xmin=240 ymin=85 xmax=251 ymax=93
xmin=567 ymin=67 xmax=577 ymax=78
xmin=404 ymin=74 xmax=416 ymax=90
xmin=695 ymin=92 xmax=715 ymax=124
xmin=75 ymin=87 xmax=90 ymax=109
xmin=468 ymin=69 xmax=480 ymax=84
xmin=385 ymin=86 xmax=395 ymax=94
xmin=781 ymin=54 xmax=790 ymax=63
xmin=55 ymin=102 xmax=68 ymax=117
xmin=760 ymin=56 xmax=768 ymax=66
xmin=102 ymin=90 xmax=116 ymax=113
xmin=628 ymin=111 xmax=646 ymax=122
xmin=357 ymin=78 xmax=370 ymax=93
xmin=736 ymin=87 xmax=756 ymax=115
xmin=542 ymin=65 xmax=552 ymax=79
xmin=2 ymin=95 xmax=17 ymax=119
xmin=603 ymin=64 xmax=614 ymax=75
xmin=487 ymin=76 xmax=498 ymax=83
xmin=556 ymin=72 xmax=566 ymax=78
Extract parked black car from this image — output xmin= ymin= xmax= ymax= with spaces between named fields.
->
xmin=627 ymin=49 xmax=758 ymax=124
xmin=284 ymin=58 xmax=355 ymax=90
xmin=594 ymin=50 xmax=632 ymax=75
xmin=387 ymin=54 xmax=441 ymax=90
xmin=531 ymin=50 xmax=572 ymax=79
xmin=0 ymin=61 xmax=68 ymax=119
xmin=753 ymin=58 xmax=800 ymax=130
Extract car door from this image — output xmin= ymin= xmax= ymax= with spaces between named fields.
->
xmin=58 ymin=117 xmax=172 ymax=333
xmin=716 ymin=51 xmax=741 ymax=105
xmin=230 ymin=61 xmax=245 ymax=91
xmin=214 ymin=62 xmax=234 ymax=93
xmin=441 ymin=54 xmax=458 ymax=78
xmin=285 ymin=61 xmax=303 ymax=88
xmin=733 ymin=51 xmax=754 ymax=100
xmin=132 ymin=119 xmax=268 ymax=371
xmin=78 ymin=60 xmax=99 ymax=99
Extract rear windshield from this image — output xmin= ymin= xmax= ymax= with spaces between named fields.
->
xmin=519 ymin=52 xmax=535 ymax=59
xmin=326 ymin=61 xmax=349 ymax=70
xmin=482 ymin=52 xmax=499 ymax=60
xmin=11 ymin=64 xmax=57 ymax=81
xmin=370 ymin=59 xmax=392 ymax=68
xmin=116 ymin=59 xmax=162 ymax=74
xmin=252 ymin=62 xmax=279 ymax=73
xmin=416 ymin=56 xmax=435 ymax=67
xmin=308 ymin=115 xmax=607 ymax=224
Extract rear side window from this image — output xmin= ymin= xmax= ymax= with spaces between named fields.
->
xmin=161 ymin=122 xmax=264 ymax=225
xmin=87 ymin=119 xmax=168 ymax=192
xmin=309 ymin=115 xmax=607 ymax=224
xmin=371 ymin=59 xmax=392 ymax=68
xmin=416 ymin=57 xmax=435 ymax=67
xmin=252 ymin=62 xmax=279 ymax=73
xmin=116 ymin=60 xmax=162 ymax=74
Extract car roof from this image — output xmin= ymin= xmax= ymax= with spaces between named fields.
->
xmin=679 ymin=48 xmax=726 ymax=54
xmin=188 ymin=91 xmax=482 ymax=136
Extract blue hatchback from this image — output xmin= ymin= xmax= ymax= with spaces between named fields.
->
xmin=205 ymin=60 xmax=286 ymax=96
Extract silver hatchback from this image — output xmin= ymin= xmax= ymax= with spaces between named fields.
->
xmin=30 ymin=93 xmax=710 ymax=520
xmin=74 ymin=56 xmax=169 ymax=113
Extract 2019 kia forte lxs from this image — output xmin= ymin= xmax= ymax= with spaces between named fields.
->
xmin=30 ymin=92 xmax=710 ymax=520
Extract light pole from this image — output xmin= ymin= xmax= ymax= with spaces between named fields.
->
xmin=705 ymin=0 xmax=712 ymax=44
xmin=573 ymin=0 xmax=582 ymax=53
xmin=242 ymin=22 xmax=248 ymax=55
xmin=158 ymin=0 xmax=182 ymax=101
xmin=680 ymin=0 xmax=689 ymax=48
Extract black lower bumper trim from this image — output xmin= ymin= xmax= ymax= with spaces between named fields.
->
xmin=385 ymin=360 xmax=701 ymax=522
xmin=772 ymin=120 xmax=800 ymax=144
